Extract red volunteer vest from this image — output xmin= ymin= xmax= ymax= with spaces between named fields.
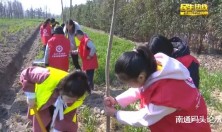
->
xmin=48 ymin=35 xmax=70 ymax=71
xmin=176 ymin=55 xmax=199 ymax=68
xmin=78 ymin=35 xmax=98 ymax=71
xmin=140 ymin=79 xmax=211 ymax=132
xmin=40 ymin=23 xmax=52 ymax=45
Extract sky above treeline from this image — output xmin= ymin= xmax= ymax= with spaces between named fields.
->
xmin=10 ymin=0 xmax=87 ymax=15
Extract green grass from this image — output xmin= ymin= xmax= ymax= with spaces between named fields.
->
xmin=83 ymin=27 xmax=134 ymax=84
xmin=35 ymin=40 xmax=45 ymax=60
xmin=199 ymin=68 xmax=222 ymax=111
xmin=0 ymin=19 xmax=41 ymax=43
xmin=78 ymin=107 xmax=97 ymax=132
xmin=110 ymin=101 xmax=148 ymax=131
xmin=123 ymin=124 xmax=148 ymax=132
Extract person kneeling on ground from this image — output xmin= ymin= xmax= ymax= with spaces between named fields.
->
xmin=75 ymin=30 xmax=98 ymax=90
xmin=148 ymin=35 xmax=200 ymax=88
xmin=44 ymin=26 xmax=70 ymax=72
xmin=20 ymin=66 xmax=91 ymax=132
xmin=104 ymin=46 xmax=211 ymax=132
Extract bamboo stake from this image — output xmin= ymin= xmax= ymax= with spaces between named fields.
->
xmin=33 ymin=107 xmax=47 ymax=132
xmin=105 ymin=0 xmax=118 ymax=132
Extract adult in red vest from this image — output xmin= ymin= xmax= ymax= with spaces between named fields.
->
xmin=75 ymin=30 xmax=98 ymax=90
xmin=104 ymin=46 xmax=211 ymax=132
xmin=44 ymin=26 xmax=70 ymax=71
xmin=40 ymin=18 xmax=52 ymax=52
xmin=148 ymin=35 xmax=200 ymax=88
xmin=64 ymin=19 xmax=82 ymax=70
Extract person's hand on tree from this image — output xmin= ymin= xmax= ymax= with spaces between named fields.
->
xmin=104 ymin=96 xmax=117 ymax=107
xmin=104 ymin=106 xmax=117 ymax=117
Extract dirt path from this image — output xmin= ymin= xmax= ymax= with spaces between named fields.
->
xmin=0 ymin=27 xmax=41 ymax=131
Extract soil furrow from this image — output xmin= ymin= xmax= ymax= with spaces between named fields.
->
xmin=0 ymin=26 xmax=41 ymax=131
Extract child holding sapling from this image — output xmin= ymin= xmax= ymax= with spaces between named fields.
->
xmin=104 ymin=46 xmax=211 ymax=132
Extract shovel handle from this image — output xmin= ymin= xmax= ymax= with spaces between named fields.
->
xmin=33 ymin=107 xmax=47 ymax=132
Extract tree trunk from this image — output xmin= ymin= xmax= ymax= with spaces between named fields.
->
xmin=105 ymin=0 xmax=118 ymax=132
xmin=61 ymin=0 xmax=64 ymax=22
xmin=197 ymin=33 xmax=204 ymax=54
xmin=70 ymin=0 xmax=72 ymax=18
xmin=45 ymin=6 xmax=47 ymax=18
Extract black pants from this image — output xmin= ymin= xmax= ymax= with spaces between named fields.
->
xmin=86 ymin=69 xmax=95 ymax=90
xmin=71 ymin=53 xmax=81 ymax=70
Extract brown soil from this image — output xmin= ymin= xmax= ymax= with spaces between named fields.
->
xmin=194 ymin=54 xmax=222 ymax=72
xmin=0 ymin=25 xmax=41 ymax=131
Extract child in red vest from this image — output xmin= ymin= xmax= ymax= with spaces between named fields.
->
xmin=40 ymin=18 xmax=52 ymax=52
xmin=20 ymin=66 xmax=90 ymax=132
xmin=104 ymin=46 xmax=211 ymax=132
xmin=44 ymin=26 xmax=70 ymax=71
xmin=75 ymin=30 xmax=98 ymax=90
xmin=148 ymin=35 xmax=200 ymax=88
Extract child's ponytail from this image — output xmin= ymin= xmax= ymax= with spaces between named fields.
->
xmin=115 ymin=46 xmax=157 ymax=81
xmin=136 ymin=46 xmax=157 ymax=76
